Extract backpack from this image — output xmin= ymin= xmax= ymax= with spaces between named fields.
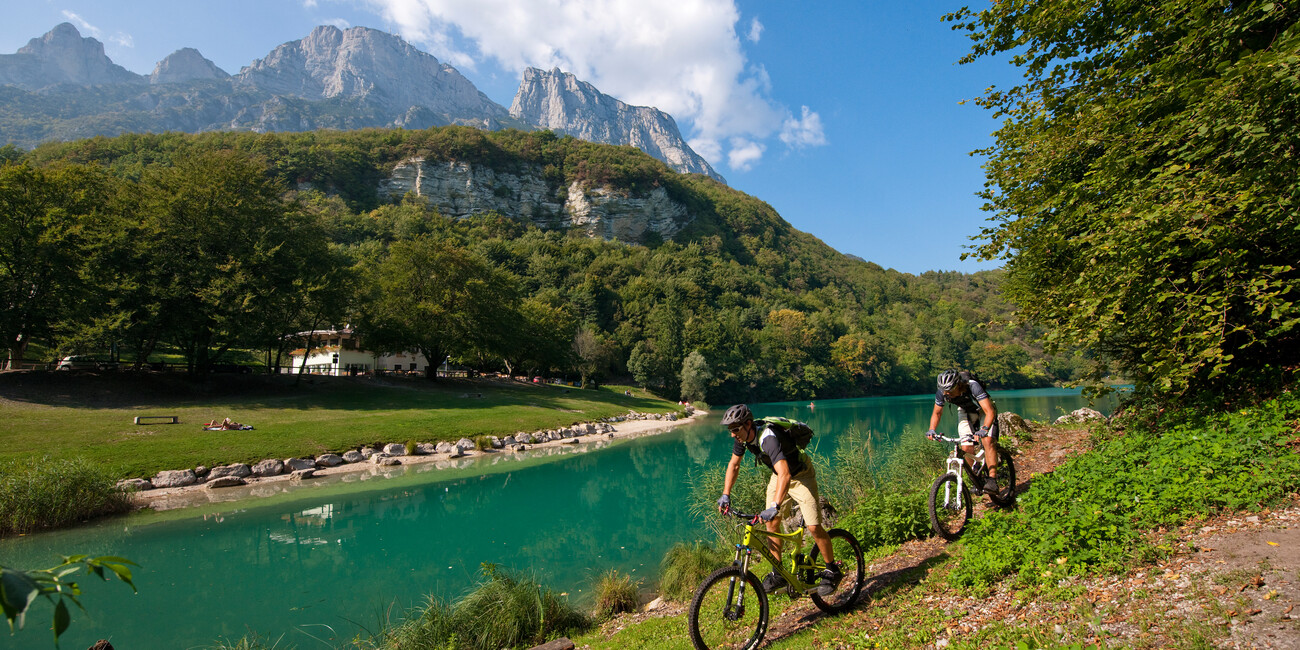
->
xmin=757 ymin=416 xmax=814 ymax=449
xmin=957 ymin=369 xmax=986 ymax=390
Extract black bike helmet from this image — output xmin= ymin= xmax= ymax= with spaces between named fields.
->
xmin=721 ymin=404 xmax=753 ymax=428
xmin=937 ymin=369 xmax=959 ymax=392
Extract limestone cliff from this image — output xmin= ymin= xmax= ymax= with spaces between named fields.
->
xmin=236 ymin=25 xmax=510 ymax=128
xmin=377 ymin=157 xmax=692 ymax=243
xmin=0 ymin=23 xmax=145 ymax=89
xmin=151 ymin=48 xmax=229 ymax=85
xmin=510 ymin=67 xmax=725 ymax=184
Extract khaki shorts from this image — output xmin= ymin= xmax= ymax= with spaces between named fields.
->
xmin=765 ymin=464 xmax=822 ymax=528
xmin=957 ymin=407 xmax=999 ymax=443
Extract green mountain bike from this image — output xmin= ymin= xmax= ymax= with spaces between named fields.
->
xmin=927 ymin=433 xmax=1017 ymax=540
xmin=687 ymin=508 xmax=866 ymax=650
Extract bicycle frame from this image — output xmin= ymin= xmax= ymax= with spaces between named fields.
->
xmin=727 ymin=513 xmax=824 ymax=595
xmin=937 ymin=434 xmax=988 ymax=500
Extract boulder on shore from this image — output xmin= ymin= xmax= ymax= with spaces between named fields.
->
xmin=252 ymin=459 xmax=284 ymax=477
xmin=205 ymin=476 xmax=247 ymax=489
xmin=1054 ymin=407 xmax=1106 ymax=425
xmin=117 ymin=478 xmax=152 ymax=492
xmin=209 ymin=463 xmax=252 ymax=479
xmin=152 ymin=469 xmax=196 ymax=488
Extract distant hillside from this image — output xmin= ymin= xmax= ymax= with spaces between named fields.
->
xmin=15 ymin=127 xmax=1079 ymax=400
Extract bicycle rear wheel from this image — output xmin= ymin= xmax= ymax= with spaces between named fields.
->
xmin=987 ymin=451 xmax=1017 ymax=507
xmin=688 ymin=566 xmax=769 ymax=650
xmin=808 ymin=528 xmax=866 ymax=614
xmin=928 ymin=473 xmax=972 ymax=540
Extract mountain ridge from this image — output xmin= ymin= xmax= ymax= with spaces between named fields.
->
xmin=510 ymin=67 xmax=724 ymax=183
xmin=0 ymin=23 xmax=723 ymax=182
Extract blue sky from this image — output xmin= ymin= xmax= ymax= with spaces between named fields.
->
xmin=2 ymin=0 xmax=1021 ymax=275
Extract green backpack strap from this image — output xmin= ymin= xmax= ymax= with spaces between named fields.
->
xmin=760 ymin=416 xmax=815 ymax=449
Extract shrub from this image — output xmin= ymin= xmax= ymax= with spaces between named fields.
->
xmin=592 ymin=569 xmax=640 ymax=620
xmin=818 ymin=426 xmax=946 ymax=552
xmin=374 ymin=596 xmax=458 ymax=650
xmin=0 ymin=457 xmax=133 ymax=536
xmin=405 ymin=440 xmax=418 ymax=455
xmin=375 ymin=565 xmax=589 ymax=650
xmin=657 ymin=542 xmax=731 ymax=601
xmin=449 ymin=567 xmax=588 ymax=649
xmin=474 ymin=436 xmax=494 ymax=451
xmin=952 ymin=390 xmax=1300 ymax=586
xmin=837 ymin=489 xmax=932 ymax=551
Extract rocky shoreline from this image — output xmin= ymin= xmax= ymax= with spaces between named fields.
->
xmin=121 ymin=407 xmax=704 ymax=511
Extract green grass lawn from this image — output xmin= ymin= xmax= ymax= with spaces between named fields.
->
xmin=0 ymin=371 xmax=679 ymax=479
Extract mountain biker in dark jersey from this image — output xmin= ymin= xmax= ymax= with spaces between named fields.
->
xmin=716 ymin=404 xmax=842 ymax=597
xmin=925 ymin=370 xmax=1001 ymax=493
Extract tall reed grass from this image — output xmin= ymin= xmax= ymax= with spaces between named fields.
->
xmin=373 ymin=566 xmax=589 ymax=650
xmin=592 ymin=569 xmax=640 ymax=620
xmin=0 ymin=457 xmax=132 ymax=536
xmin=657 ymin=541 xmax=732 ymax=601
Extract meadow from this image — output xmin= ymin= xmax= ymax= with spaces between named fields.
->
xmin=0 ymin=370 xmax=678 ymax=479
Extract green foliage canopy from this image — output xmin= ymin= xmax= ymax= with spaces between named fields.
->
xmin=361 ymin=235 xmax=521 ymax=378
xmin=953 ymin=0 xmax=1300 ymax=394
xmin=11 ymin=127 xmax=1082 ymax=397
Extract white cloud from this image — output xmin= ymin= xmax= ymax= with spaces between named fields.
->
xmin=727 ymin=138 xmax=764 ymax=172
xmin=60 ymin=11 xmax=102 ymax=38
xmin=779 ymin=106 xmax=826 ymax=148
xmin=689 ymin=137 xmax=722 ymax=164
xmin=325 ymin=18 xmax=352 ymax=29
xmin=359 ymin=0 xmax=813 ymax=173
xmin=303 ymin=0 xmax=319 ymax=7
xmin=110 ymin=32 xmax=134 ymax=48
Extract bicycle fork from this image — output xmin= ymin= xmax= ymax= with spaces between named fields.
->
xmin=723 ymin=538 xmax=757 ymax=620
xmin=940 ymin=458 xmax=965 ymax=508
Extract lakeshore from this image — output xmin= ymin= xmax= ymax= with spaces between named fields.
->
xmin=130 ymin=409 xmax=709 ymax=512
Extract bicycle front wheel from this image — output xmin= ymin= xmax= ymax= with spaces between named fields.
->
xmin=688 ymin=566 xmax=769 ymax=650
xmin=808 ymin=528 xmax=866 ymax=614
xmin=987 ymin=451 xmax=1017 ymax=507
xmin=928 ymin=473 xmax=972 ymax=540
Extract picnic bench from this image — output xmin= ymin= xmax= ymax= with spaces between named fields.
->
xmin=134 ymin=415 xmax=180 ymax=425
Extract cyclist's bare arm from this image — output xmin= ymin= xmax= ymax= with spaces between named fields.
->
xmin=722 ymin=453 xmax=743 ymax=497
xmin=928 ymin=403 xmax=944 ymax=431
xmin=977 ymin=396 xmax=997 ymax=430
xmin=769 ymin=459 xmax=792 ymax=507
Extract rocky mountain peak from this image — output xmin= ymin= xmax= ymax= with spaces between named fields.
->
xmin=235 ymin=25 xmax=508 ymax=127
xmin=1 ymin=22 xmax=145 ymax=89
xmin=151 ymin=48 xmax=229 ymax=85
xmin=510 ymin=67 xmax=725 ymax=184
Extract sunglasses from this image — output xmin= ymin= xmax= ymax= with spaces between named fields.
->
xmin=728 ymin=424 xmax=747 ymax=435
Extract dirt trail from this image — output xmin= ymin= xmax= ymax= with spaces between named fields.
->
xmin=606 ymin=423 xmax=1300 ymax=648
xmin=755 ymin=424 xmax=1300 ymax=648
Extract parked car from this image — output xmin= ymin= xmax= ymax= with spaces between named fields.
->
xmin=57 ymin=355 xmax=101 ymax=370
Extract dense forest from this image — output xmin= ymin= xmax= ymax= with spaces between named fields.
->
xmin=1 ymin=127 xmax=1088 ymax=402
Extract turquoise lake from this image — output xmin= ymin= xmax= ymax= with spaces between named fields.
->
xmin=0 ymin=388 xmax=1117 ymax=649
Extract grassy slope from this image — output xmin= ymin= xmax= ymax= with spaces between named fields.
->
xmin=0 ymin=371 xmax=679 ymax=478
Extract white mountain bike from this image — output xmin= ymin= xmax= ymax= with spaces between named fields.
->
xmin=926 ymin=433 xmax=1017 ymax=540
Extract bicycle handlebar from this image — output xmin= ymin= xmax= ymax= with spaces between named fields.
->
xmin=720 ymin=508 xmax=763 ymax=523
